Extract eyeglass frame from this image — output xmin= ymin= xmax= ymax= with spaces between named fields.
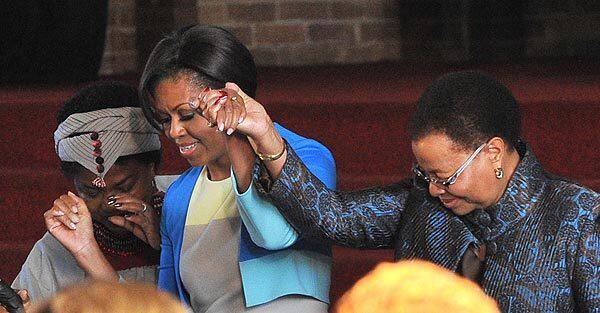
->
xmin=412 ymin=142 xmax=487 ymax=188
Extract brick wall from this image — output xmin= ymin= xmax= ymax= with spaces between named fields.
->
xmin=99 ymin=0 xmax=137 ymax=75
xmin=100 ymin=0 xmax=600 ymax=73
xmin=194 ymin=0 xmax=402 ymax=66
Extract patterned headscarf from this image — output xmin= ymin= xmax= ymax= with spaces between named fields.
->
xmin=54 ymin=107 xmax=161 ymax=187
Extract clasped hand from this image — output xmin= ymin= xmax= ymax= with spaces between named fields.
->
xmin=192 ymin=82 xmax=277 ymax=147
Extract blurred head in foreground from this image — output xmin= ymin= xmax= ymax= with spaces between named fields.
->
xmin=336 ymin=260 xmax=499 ymax=313
xmin=31 ymin=280 xmax=187 ymax=313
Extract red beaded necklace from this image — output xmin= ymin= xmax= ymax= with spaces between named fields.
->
xmin=93 ymin=221 xmax=142 ymax=257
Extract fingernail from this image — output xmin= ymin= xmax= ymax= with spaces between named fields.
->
xmin=214 ymin=95 xmax=227 ymax=106
xmin=124 ymin=214 xmax=132 ymax=218
xmin=55 ymin=211 xmax=65 ymax=216
xmin=71 ymin=215 xmax=80 ymax=223
xmin=71 ymin=206 xmax=78 ymax=213
xmin=107 ymin=199 xmax=116 ymax=205
xmin=69 ymin=223 xmax=77 ymax=230
xmin=219 ymin=123 xmax=224 ymax=132
xmin=114 ymin=203 xmax=122 ymax=208
xmin=108 ymin=195 xmax=116 ymax=201
xmin=238 ymin=116 xmax=244 ymax=123
xmin=226 ymin=128 xmax=234 ymax=135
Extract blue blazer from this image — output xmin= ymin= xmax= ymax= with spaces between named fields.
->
xmin=158 ymin=124 xmax=336 ymax=307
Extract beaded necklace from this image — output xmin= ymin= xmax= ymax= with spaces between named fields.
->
xmin=94 ymin=192 xmax=164 ymax=257
xmin=93 ymin=221 xmax=142 ymax=256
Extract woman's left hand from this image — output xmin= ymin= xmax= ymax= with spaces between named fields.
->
xmin=196 ymin=83 xmax=281 ymax=149
xmin=107 ymin=195 xmax=161 ymax=250
xmin=196 ymin=83 xmax=288 ymax=181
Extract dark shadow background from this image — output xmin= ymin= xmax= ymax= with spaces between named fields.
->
xmin=0 ymin=1 xmax=108 ymax=83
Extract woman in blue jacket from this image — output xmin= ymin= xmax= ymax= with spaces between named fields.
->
xmin=139 ymin=25 xmax=336 ymax=312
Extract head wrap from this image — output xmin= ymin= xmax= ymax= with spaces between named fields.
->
xmin=54 ymin=107 xmax=161 ymax=187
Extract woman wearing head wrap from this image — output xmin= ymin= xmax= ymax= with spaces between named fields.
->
xmin=211 ymin=71 xmax=599 ymax=312
xmin=139 ymin=25 xmax=336 ymax=312
xmin=11 ymin=82 xmax=177 ymax=303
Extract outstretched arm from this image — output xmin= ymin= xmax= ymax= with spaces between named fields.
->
xmin=198 ymin=84 xmax=337 ymax=249
xmin=254 ymin=143 xmax=409 ymax=248
xmin=197 ymin=83 xmax=409 ymax=248
xmin=226 ymin=133 xmax=299 ymax=249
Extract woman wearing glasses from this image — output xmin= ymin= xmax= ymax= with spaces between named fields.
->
xmin=206 ymin=71 xmax=599 ymax=312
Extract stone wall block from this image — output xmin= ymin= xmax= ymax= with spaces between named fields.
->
xmin=255 ymin=24 xmax=306 ymax=45
xmin=309 ymin=23 xmax=356 ymax=42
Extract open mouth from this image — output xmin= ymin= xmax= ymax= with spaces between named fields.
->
xmin=178 ymin=142 xmax=199 ymax=155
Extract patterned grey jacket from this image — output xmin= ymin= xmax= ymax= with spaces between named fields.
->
xmin=255 ymin=142 xmax=599 ymax=312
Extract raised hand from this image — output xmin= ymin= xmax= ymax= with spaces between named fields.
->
xmin=193 ymin=87 xmax=246 ymax=136
xmin=192 ymin=83 xmax=288 ymax=187
xmin=107 ymin=194 xmax=161 ymax=250
xmin=194 ymin=83 xmax=283 ymax=152
xmin=43 ymin=192 xmax=119 ymax=281
xmin=44 ymin=192 xmax=97 ymax=257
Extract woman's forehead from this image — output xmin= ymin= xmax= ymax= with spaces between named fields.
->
xmin=153 ymin=77 xmax=203 ymax=111
xmin=411 ymin=133 xmax=471 ymax=171
xmin=411 ymin=133 xmax=467 ymax=153
xmin=76 ymin=160 xmax=147 ymax=184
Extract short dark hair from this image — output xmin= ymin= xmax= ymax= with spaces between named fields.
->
xmin=139 ymin=24 xmax=257 ymax=129
xmin=57 ymin=81 xmax=161 ymax=178
xmin=408 ymin=71 xmax=521 ymax=151
xmin=57 ymin=81 xmax=141 ymax=125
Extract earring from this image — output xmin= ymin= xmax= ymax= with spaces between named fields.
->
xmin=494 ymin=168 xmax=504 ymax=179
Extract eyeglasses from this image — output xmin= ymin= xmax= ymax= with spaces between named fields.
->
xmin=412 ymin=142 xmax=487 ymax=188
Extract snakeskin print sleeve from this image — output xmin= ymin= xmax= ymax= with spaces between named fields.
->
xmin=572 ymin=197 xmax=600 ymax=312
xmin=254 ymin=142 xmax=411 ymax=249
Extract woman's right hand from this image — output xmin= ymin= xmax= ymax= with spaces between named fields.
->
xmin=107 ymin=194 xmax=161 ymax=250
xmin=44 ymin=192 xmax=98 ymax=258
xmin=44 ymin=192 xmax=119 ymax=282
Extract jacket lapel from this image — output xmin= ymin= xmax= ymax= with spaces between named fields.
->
xmin=424 ymin=202 xmax=478 ymax=271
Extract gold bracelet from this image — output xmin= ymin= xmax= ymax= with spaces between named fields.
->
xmin=256 ymin=141 xmax=286 ymax=162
